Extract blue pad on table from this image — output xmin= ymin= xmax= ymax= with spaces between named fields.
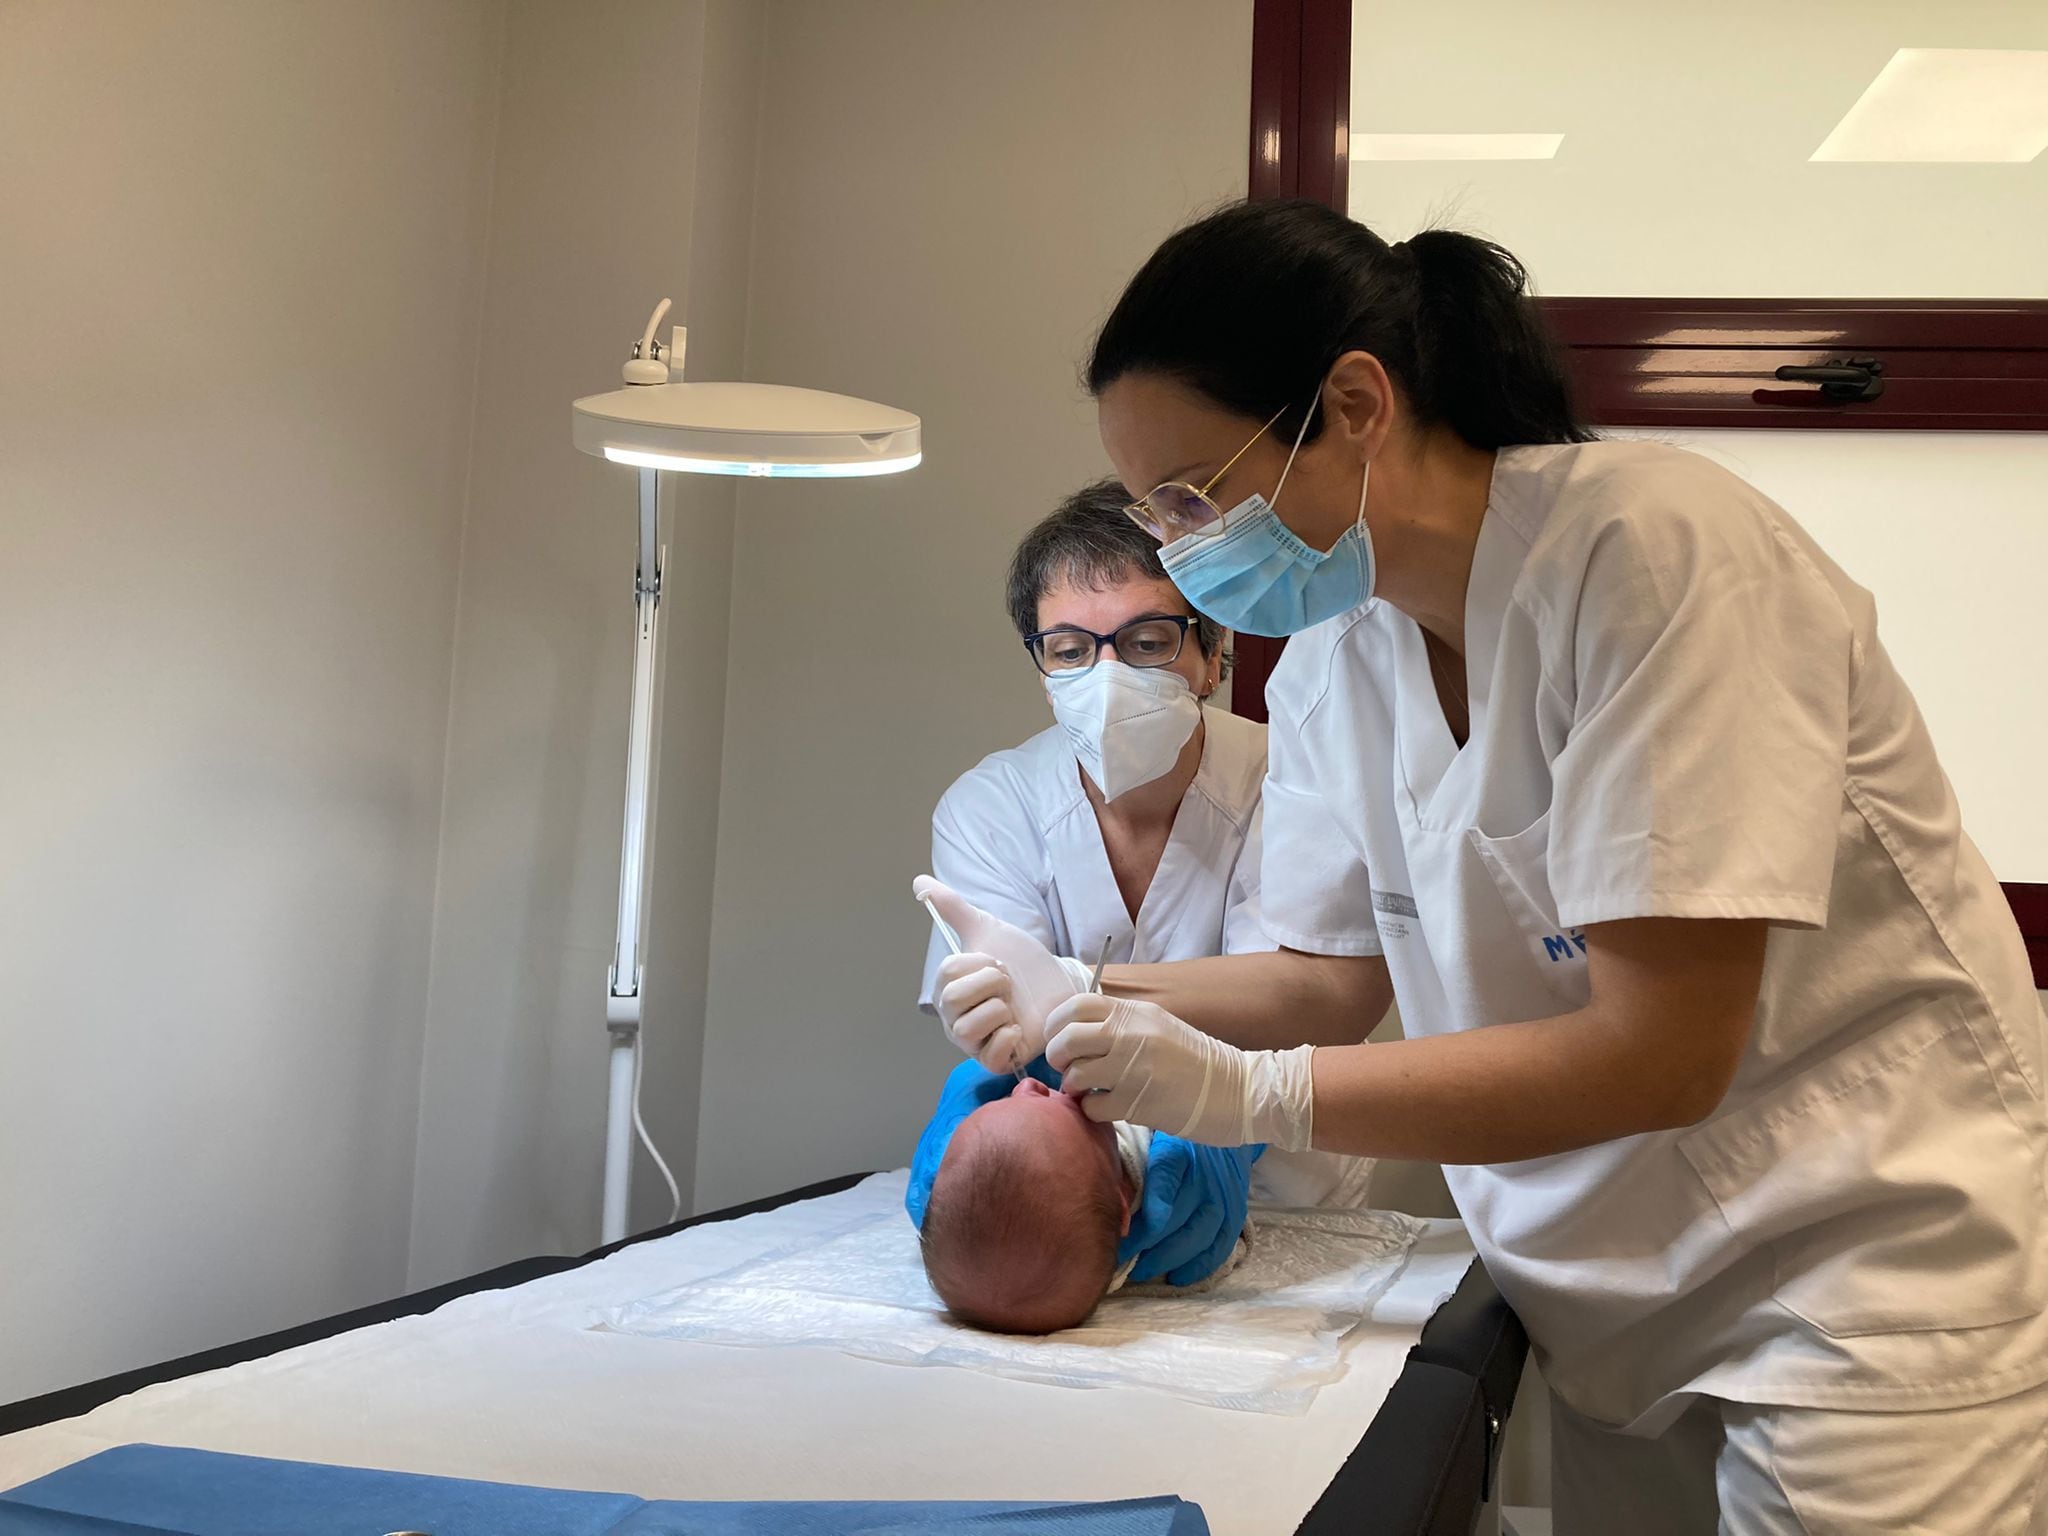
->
xmin=0 ymin=1444 xmax=1210 ymax=1535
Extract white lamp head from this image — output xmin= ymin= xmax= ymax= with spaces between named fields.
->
xmin=573 ymin=381 xmax=921 ymax=478
xmin=572 ymin=299 xmax=921 ymax=479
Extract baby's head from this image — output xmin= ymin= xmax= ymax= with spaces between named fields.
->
xmin=920 ymin=1078 xmax=1133 ymax=1334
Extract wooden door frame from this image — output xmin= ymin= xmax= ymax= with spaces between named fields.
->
xmin=1230 ymin=0 xmax=1353 ymax=724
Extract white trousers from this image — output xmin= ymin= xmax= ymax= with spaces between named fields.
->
xmin=1550 ymin=1376 xmax=2048 ymax=1535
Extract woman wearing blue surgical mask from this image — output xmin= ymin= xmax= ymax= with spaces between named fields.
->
xmin=921 ymin=201 xmax=2048 ymax=1530
xmin=909 ymin=483 xmax=1376 ymax=1287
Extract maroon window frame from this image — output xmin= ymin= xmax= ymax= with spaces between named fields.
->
xmin=1241 ymin=0 xmax=2045 ymax=979
xmin=1550 ymin=299 xmax=2048 ymax=432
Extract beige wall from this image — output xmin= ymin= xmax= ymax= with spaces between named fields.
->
xmin=0 ymin=1 xmax=1266 ymax=1395
xmin=406 ymin=0 xmax=764 ymax=1287
xmin=0 ymin=1 xmax=503 ymax=1397
xmin=691 ymin=0 xmax=1255 ymax=1211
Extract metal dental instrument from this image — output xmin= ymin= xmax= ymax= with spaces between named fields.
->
xmin=1087 ymin=934 xmax=1112 ymax=994
xmin=1085 ymin=935 xmax=1114 ymax=1093
xmin=923 ymin=895 xmax=1027 ymax=1080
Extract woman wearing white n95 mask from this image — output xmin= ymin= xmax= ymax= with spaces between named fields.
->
xmin=926 ymin=201 xmax=2048 ymax=1533
xmin=915 ymin=480 xmax=1374 ymax=1214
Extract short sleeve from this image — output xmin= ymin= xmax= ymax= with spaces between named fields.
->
xmin=920 ymin=773 xmax=1057 ymax=1010
xmin=1257 ymin=653 xmax=1384 ymax=957
xmin=1537 ymin=479 xmax=1853 ymax=931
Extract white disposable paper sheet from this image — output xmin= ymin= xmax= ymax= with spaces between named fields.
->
xmin=602 ymin=1206 xmax=1428 ymax=1413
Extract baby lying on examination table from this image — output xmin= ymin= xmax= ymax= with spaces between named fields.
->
xmin=917 ymin=1075 xmax=1250 ymax=1335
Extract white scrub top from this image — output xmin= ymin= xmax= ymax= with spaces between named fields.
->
xmin=1261 ymin=440 xmax=2048 ymax=1431
xmin=920 ymin=707 xmax=1272 ymax=1000
xmin=921 ymin=706 xmax=1375 ymax=1209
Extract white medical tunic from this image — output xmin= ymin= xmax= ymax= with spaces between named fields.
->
xmin=1261 ymin=440 xmax=2048 ymax=1430
xmin=920 ymin=708 xmax=1272 ymax=998
xmin=921 ymin=707 xmax=1375 ymax=1208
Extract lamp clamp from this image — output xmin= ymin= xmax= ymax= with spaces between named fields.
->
xmin=622 ymin=298 xmax=687 ymax=386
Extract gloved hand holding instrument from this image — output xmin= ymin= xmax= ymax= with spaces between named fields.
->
xmin=915 ymin=876 xmax=1317 ymax=1151
xmin=1046 ymin=994 xmax=1317 ymax=1153
xmin=915 ymin=876 xmax=1092 ymax=1074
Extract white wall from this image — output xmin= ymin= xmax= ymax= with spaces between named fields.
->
xmin=1347 ymin=0 xmax=2048 ymax=299
xmin=691 ymin=0 xmax=1256 ymax=1210
xmin=1623 ymin=430 xmax=2048 ymax=883
xmin=0 ymin=1 xmax=504 ymax=1398
xmin=406 ymin=0 xmax=764 ymax=1288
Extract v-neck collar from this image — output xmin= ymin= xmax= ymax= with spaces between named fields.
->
xmin=1076 ymin=717 xmax=1214 ymax=951
xmin=1391 ymin=480 xmax=1521 ymax=828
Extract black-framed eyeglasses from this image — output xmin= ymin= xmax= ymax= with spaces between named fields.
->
xmin=1023 ymin=615 xmax=1192 ymax=676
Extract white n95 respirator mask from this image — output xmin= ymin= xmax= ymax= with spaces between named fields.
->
xmin=1046 ymin=661 xmax=1202 ymax=801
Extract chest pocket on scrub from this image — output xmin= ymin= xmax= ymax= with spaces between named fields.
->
xmin=1467 ymin=811 xmax=1591 ymax=1011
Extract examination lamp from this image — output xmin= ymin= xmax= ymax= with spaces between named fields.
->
xmin=572 ymin=299 xmax=921 ymax=1246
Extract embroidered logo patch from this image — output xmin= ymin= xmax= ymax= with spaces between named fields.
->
xmin=1371 ymin=889 xmax=1418 ymax=941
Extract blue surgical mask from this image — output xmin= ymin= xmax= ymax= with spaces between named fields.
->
xmin=1158 ymin=400 xmax=1375 ymax=638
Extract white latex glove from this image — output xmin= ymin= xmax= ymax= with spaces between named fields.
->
xmin=914 ymin=876 xmax=1092 ymax=1073
xmin=1045 ymin=994 xmax=1316 ymax=1151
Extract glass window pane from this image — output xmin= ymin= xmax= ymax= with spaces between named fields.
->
xmin=1348 ymin=1 xmax=2048 ymax=297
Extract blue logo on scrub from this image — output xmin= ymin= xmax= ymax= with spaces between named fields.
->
xmin=1542 ymin=930 xmax=1588 ymax=962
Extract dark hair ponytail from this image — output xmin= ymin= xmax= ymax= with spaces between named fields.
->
xmin=1087 ymin=199 xmax=1591 ymax=450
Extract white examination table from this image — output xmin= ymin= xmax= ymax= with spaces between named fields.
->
xmin=0 ymin=1171 xmax=1513 ymax=1536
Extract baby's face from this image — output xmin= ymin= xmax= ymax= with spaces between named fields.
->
xmin=968 ymin=1077 xmax=1122 ymax=1193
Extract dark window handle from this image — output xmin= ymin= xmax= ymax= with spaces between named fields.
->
xmin=1761 ymin=357 xmax=1886 ymax=404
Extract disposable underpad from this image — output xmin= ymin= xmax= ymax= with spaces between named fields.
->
xmin=598 ymin=1205 xmax=1426 ymax=1415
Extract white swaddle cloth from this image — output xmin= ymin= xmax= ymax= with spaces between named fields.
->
xmin=1108 ymin=1123 xmax=1250 ymax=1295
xmin=1109 ymin=1122 xmax=1153 ymax=1293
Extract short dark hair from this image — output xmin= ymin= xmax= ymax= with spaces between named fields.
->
xmin=1089 ymin=199 xmax=1592 ymax=452
xmin=1005 ymin=479 xmax=1226 ymax=666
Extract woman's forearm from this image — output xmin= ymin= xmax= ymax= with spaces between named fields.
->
xmin=1304 ymin=918 xmax=1765 ymax=1163
xmin=1104 ymin=949 xmax=1393 ymax=1051
xmin=1303 ymin=1013 xmax=1691 ymax=1163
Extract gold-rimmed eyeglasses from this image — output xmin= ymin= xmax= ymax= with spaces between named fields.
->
xmin=1122 ymin=407 xmax=1287 ymax=543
